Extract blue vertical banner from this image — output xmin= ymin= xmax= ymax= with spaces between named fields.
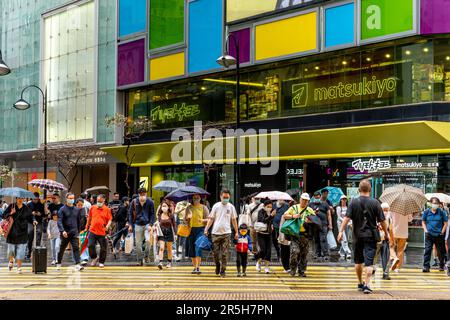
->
xmin=188 ymin=0 xmax=223 ymax=74
xmin=119 ymin=0 xmax=147 ymax=37
xmin=325 ymin=2 xmax=355 ymax=48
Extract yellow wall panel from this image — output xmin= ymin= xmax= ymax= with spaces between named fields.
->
xmin=150 ymin=52 xmax=185 ymax=81
xmin=255 ymin=12 xmax=318 ymax=61
xmin=227 ymin=0 xmax=277 ymax=22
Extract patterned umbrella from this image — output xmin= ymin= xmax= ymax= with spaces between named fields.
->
xmin=255 ymin=191 xmax=293 ymax=201
xmin=316 ymin=186 xmax=345 ymax=206
xmin=379 ymin=184 xmax=427 ymax=216
xmin=28 ymin=179 xmax=67 ymax=193
xmin=0 ymin=187 xmax=35 ymax=199
xmin=425 ymin=193 xmax=450 ymax=204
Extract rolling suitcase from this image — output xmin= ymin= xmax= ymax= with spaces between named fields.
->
xmin=32 ymin=224 xmax=47 ymax=274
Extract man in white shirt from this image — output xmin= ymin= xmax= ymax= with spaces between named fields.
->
xmin=390 ymin=210 xmax=413 ymax=272
xmin=204 ymin=189 xmax=239 ymax=277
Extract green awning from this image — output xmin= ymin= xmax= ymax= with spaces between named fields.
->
xmin=102 ymin=121 xmax=450 ymax=167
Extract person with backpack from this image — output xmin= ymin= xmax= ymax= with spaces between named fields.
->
xmin=338 ymin=180 xmax=389 ymax=294
xmin=184 ymin=194 xmax=209 ymax=274
xmin=272 ymin=199 xmax=289 ymax=262
xmin=235 ymin=224 xmax=252 ymax=277
xmin=247 ymin=196 xmax=263 ymax=255
xmin=255 ymin=200 xmax=276 ymax=274
xmin=3 ymin=197 xmax=37 ymax=274
xmin=283 ymin=193 xmax=316 ymax=277
xmin=112 ymin=197 xmax=129 ymax=255
xmin=127 ymin=188 xmax=155 ymax=266
xmin=421 ymin=197 xmax=448 ymax=273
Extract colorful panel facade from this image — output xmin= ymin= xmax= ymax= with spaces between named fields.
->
xmin=150 ymin=52 xmax=185 ymax=81
xmin=255 ymin=12 xmax=317 ymax=61
xmin=421 ymin=0 xmax=450 ymax=35
xmin=119 ymin=0 xmax=147 ymax=37
xmin=149 ymin=0 xmax=184 ymax=50
xmin=188 ymin=0 xmax=223 ymax=74
xmin=229 ymin=28 xmax=251 ymax=64
xmin=118 ymin=39 xmax=146 ymax=87
xmin=360 ymin=0 xmax=415 ymax=41
xmin=325 ymin=2 xmax=355 ymax=48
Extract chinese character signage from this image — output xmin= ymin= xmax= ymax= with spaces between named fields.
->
xmin=352 ymin=158 xmax=391 ymax=173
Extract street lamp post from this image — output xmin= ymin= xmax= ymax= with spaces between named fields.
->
xmin=0 ymin=50 xmax=11 ymax=76
xmin=217 ymin=33 xmax=241 ymax=211
xmin=13 ymin=85 xmax=48 ymax=198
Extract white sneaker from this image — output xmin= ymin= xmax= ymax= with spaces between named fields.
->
xmin=75 ymin=264 xmax=84 ymax=271
xmin=56 ymin=264 xmax=62 ymax=271
xmin=90 ymin=257 xmax=99 ymax=267
xmin=394 ymin=268 xmax=400 ymax=273
xmin=99 ymin=263 xmax=105 ymax=269
xmin=166 ymin=262 xmax=172 ymax=269
xmin=284 ymin=269 xmax=291 ymax=273
xmin=256 ymin=261 xmax=261 ymax=272
xmin=16 ymin=268 xmax=22 ymax=274
xmin=51 ymin=260 xmax=56 ymax=266
xmin=175 ymin=255 xmax=181 ymax=262
xmin=265 ymin=267 xmax=270 ymax=274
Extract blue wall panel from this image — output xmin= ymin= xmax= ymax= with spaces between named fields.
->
xmin=188 ymin=0 xmax=223 ymax=74
xmin=325 ymin=2 xmax=355 ymax=48
xmin=119 ymin=0 xmax=146 ymax=37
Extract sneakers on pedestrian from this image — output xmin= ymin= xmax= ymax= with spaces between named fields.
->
xmin=191 ymin=268 xmax=197 ymax=274
xmin=290 ymin=270 xmax=296 ymax=277
xmin=175 ymin=255 xmax=182 ymax=262
xmin=422 ymin=268 xmax=430 ymax=273
xmin=90 ymin=257 xmax=99 ymax=267
xmin=382 ymin=273 xmax=391 ymax=280
xmin=323 ymin=256 xmax=329 ymax=262
xmin=215 ymin=264 xmax=221 ymax=275
xmin=242 ymin=272 xmax=247 ymax=277
xmin=394 ymin=269 xmax=400 ymax=273
xmin=438 ymin=266 xmax=445 ymax=272
xmin=432 ymin=258 xmax=439 ymax=267
xmin=372 ymin=266 xmax=377 ymax=275
xmin=51 ymin=260 xmax=56 ymax=266
xmin=220 ymin=271 xmax=226 ymax=278
xmin=363 ymin=286 xmax=373 ymax=294
xmin=158 ymin=263 xmax=163 ymax=270
xmin=80 ymin=260 xmax=88 ymax=266
xmin=264 ymin=267 xmax=270 ymax=274
xmin=357 ymin=283 xmax=365 ymax=291
xmin=166 ymin=262 xmax=172 ymax=269
xmin=237 ymin=272 xmax=242 ymax=277
xmin=99 ymin=263 xmax=105 ymax=269
xmin=8 ymin=262 xmax=13 ymax=271
xmin=56 ymin=264 xmax=62 ymax=271
xmin=284 ymin=269 xmax=291 ymax=273
xmin=391 ymin=258 xmax=400 ymax=271
xmin=256 ymin=261 xmax=261 ymax=272
xmin=16 ymin=268 xmax=22 ymax=274
xmin=76 ymin=264 xmax=84 ymax=271
xmin=299 ymin=272 xmax=306 ymax=278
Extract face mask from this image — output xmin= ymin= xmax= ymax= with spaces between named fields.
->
xmin=97 ymin=202 xmax=104 ymax=208
xmin=67 ymin=199 xmax=75 ymax=205
xmin=431 ymin=204 xmax=439 ymax=210
xmin=161 ymin=207 xmax=169 ymax=213
xmin=313 ymin=198 xmax=320 ymax=204
xmin=239 ymin=230 xmax=247 ymax=236
xmin=139 ymin=196 xmax=146 ymax=203
xmin=255 ymin=199 xmax=261 ymax=204
xmin=222 ymin=198 xmax=230 ymax=204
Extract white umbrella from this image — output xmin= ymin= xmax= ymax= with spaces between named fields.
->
xmin=425 ymin=193 xmax=450 ymax=204
xmin=380 ymin=184 xmax=427 ymax=216
xmin=254 ymin=191 xmax=293 ymax=201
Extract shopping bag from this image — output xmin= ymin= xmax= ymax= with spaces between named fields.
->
xmin=79 ymin=230 xmax=89 ymax=255
xmin=177 ymin=224 xmax=191 ymax=237
xmin=238 ymin=213 xmax=252 ymax=227
xmin=0 ymin=216 xmax=13 ymax=239
xmin=327 ymin=230 xmax=337 ymax=250
xmin=124 ymin=234 xmax=134 ymax=254
xmin=195 ymin=235 xmax=212 ymax=251
xmin=280 ymin=219 xmax=301 ymax=238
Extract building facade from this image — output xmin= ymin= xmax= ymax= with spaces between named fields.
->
xmin=0 ymin=0 xmax=120 ymax=195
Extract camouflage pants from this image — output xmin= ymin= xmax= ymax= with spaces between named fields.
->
xmin=212 ymin=234 xmax=231 ymax=271
xmin=290 ymin=235 xmax=309 ymax=274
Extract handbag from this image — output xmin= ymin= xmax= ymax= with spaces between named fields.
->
xmin=124 ymin=233 xmax=134 ymax=254
xmin=327 ymin=230 xmax=338 ymax=250
xmin=359 ymin=198 xmax=381 ymax=242
xmin=177 ymin=223 xmax=191 ymax=237
xmin=254 ymin=222 xmax=268 ymax=233
xmin=195 ymin=234 xmax=212 ymax=251
xmin=0 ymin=216 xmax=13 ymax=239
xmin=280 ymin=206 xmax=308 ymax=238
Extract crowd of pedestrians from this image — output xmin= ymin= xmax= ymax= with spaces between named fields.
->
xmin=0 ymin=180 xmax=449 ymax=295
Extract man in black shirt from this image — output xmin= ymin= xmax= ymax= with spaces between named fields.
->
xmin=26 ymin=192 xmax=46 ymax=259
xmin=47 ymin=194 xmax=64 ymax=221
xmin=112 ymin=197 xmax=130 ymax=255
xmin=309 ymin=192 xmax=332 ymax=260
xmin=338 ymin=180 xmax=389 ymax=294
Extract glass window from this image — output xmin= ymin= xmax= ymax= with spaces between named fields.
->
xmin=43 ymin=1 xmax=96 ymax=143
xmin=149 ymin=0 xmax=184 ymax=50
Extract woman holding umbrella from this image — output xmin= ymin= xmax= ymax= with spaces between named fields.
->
xmin=184 ymin=194 xmax=210 ymax=274
xmin=3 ymin=197 xmax=37 ymax=273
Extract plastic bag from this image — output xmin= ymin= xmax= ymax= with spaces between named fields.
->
xmin=327 ymin=230 xmax=337 ymax=250
xmin=124 ymin=234 xmax=134 ymax=254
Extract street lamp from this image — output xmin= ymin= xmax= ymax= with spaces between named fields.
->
xmin=0 ymin=50 xmax=11 ymax=76
xmin=13 ymin=85 xmax=48 ymax=197
xmin=217 ymin=33 xmax=241 ymax=211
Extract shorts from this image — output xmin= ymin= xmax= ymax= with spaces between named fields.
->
xmin=157 ymin=227 xmax=174 ymax=243
xmin=7 ymin=243 xmax=27 ymax=261
xmin=353 ymin=238 xmax=377 ymax=267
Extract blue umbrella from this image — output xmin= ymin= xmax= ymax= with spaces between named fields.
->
xmin=316 ymin=186 xmax=345 ymax=207
xmin=0 ymin=187 xmax=35 ymax=199
xmin=153 ymin=180 xmax=183 ymax=193
xmin=165 ymin=186 xmax=210 ymax=202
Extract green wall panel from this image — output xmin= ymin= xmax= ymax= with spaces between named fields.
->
xmin=149 ymin=0 xmax=184 ymax=50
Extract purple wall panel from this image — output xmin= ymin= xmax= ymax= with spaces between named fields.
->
xmin=421 ymin=0 xmax=450 ymax=34
xmin=117 ymin=39 xmax=145 ymax=86
xmin=229 ymin=28 xmax=251 ymax=63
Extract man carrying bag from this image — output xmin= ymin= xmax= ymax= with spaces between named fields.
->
xmin=282 ymin=193 xmax=316 ymax=277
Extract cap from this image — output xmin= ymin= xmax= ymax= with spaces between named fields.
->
xmin=381 ymin=202 xmax=390 ymax=209
xmin=340 ymin=195 xmax=347 ymax=200
xmin=300 ymin=193 xmax=311 ymax=201
xmin=239 ymin=224 xmax=248 ymax=230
